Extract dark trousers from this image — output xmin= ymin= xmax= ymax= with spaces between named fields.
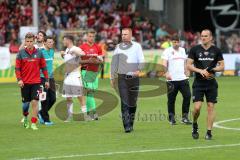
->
xmin=167 ymin=79 xmax=191 ymax=119
xmin=40 ymin=78 xmax=56 ymax=122
xmin=100 ymin=58 xmax=105 ymax=79
xmin=118 ymin=75 xmax=139 ymax=130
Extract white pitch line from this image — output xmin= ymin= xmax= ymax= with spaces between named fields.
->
xmin=214 ymin=118 xmax=240 ymax=131
xmin=16 ymin=143 xmax=240 ymax=160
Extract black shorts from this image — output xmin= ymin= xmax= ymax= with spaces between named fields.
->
xmin=21 ymin=84 xmax=40 ymax=102
xmin=192 ymin=79 xmax=218 ymax=103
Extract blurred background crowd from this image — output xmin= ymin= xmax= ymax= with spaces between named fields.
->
xmin=1 ymin=0 xmax=240 ymax=53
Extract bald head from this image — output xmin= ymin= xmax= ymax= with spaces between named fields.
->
xmin=121 ymin=28 xmax=132 ymax=43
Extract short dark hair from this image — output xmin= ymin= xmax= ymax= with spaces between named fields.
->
xmin=25 ymin=32 xmax=35 ymax=39
xmin=38 ymin=31 xmax=46 ymax=37
xmin=171 ymin=35 xmax=180 ymax=41
xmin=44 ymin=36 xmax=54 ymax=42
xmin=201 ymin=29 xmax=213 ymax=37
xmin=64 ymin=35 xmax=74 ymax=42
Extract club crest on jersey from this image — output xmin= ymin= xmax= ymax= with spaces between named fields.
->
xmin=204 ymin=52 xmax=209 ymax=56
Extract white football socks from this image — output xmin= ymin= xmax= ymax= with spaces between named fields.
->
xmin=81 ymin=105 xmax=87 ymax=113
xmin=67 ymin=102 xmax=73 ymax=117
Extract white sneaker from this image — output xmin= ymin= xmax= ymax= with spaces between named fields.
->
xmin=20 ymin=117 xmax=25 ymax=123
xmin=31 ymin=123 xmax=38 ymax=130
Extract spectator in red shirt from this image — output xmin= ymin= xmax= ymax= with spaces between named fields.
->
xmin=87 ymin=7 xmax=97 ymax=27
xmin=24 ymin=4 xmax=32 ymax=17
xmin=121 ymin=12 xmax=131 ymax=28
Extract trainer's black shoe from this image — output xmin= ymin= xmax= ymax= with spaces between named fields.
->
xmin=169 ymin=118 xmax=177 ymax=125
xmin=205 ymin=133 xmax=212 ymax=140
xmin=181 ymin=117 xmax=192 ymax=125
xmin=125 ymin=127 xmax=132 ymax=133
xmin=192 ymin=123 xmax=199 ymax=139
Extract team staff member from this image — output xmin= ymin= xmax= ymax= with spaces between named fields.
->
xmin=15 ymin=33 xmax=49 ymax=130
xmin=187 ymin=29 xmax=224 ymax=140
xmin=80 ymin=29 xmax=103 ymax=120
xmin=111 ymin=28 xmax=145 ymax=133
xmin=162 ymin=35 xmax=192 ymax=125
xmin=38 ymin=36 xmax=56 ymax=125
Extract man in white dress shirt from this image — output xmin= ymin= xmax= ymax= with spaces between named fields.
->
xmin=111 ymin=28 xmax=145 ymax=133
xmin=162 ymin=35 xmax=192 ymax=125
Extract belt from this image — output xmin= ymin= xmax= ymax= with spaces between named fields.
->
xmin=118 ymin=74 xmax=137 ymax=79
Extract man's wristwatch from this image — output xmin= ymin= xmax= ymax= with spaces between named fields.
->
xmin=206 ymin=67 xmax=215 ymax=74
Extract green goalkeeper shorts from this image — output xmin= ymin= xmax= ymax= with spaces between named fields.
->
xmin=81 ymin=70 xmax=99 ymax=90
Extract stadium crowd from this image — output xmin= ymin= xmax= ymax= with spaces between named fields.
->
xmin=0 ymin=0 xmax=240 ymax=53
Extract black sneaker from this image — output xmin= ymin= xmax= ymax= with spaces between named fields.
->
xmin=125 ymin=127 xmax=132 ymax=133
xmin=93 ymin=113 xmax=99 ymax=121
xmin=192 ymin=123 xmax=199 ymax=139
xmin=169 ymin=118 xmax=177 ymax=125
xmin=205 ymin=133 xmax=212 ymax=140
xmin=181 ymin=117 xmax=192 ymax=125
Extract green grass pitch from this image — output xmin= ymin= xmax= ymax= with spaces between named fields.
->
xmin=0 ymin=77 xmax=240 ymax=160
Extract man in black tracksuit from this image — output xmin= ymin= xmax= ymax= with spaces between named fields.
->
xmin=187 ymin=29 xmax=225 ymax=140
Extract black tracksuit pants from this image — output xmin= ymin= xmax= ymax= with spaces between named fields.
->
xmin=40 ymin=78 xmax=56 ymax=122
xmin=167 ymin=79 xmax=191 ymax=119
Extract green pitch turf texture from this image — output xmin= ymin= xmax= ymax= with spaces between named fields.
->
xmin=0 ymin=77 xmax=240 ymax=160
